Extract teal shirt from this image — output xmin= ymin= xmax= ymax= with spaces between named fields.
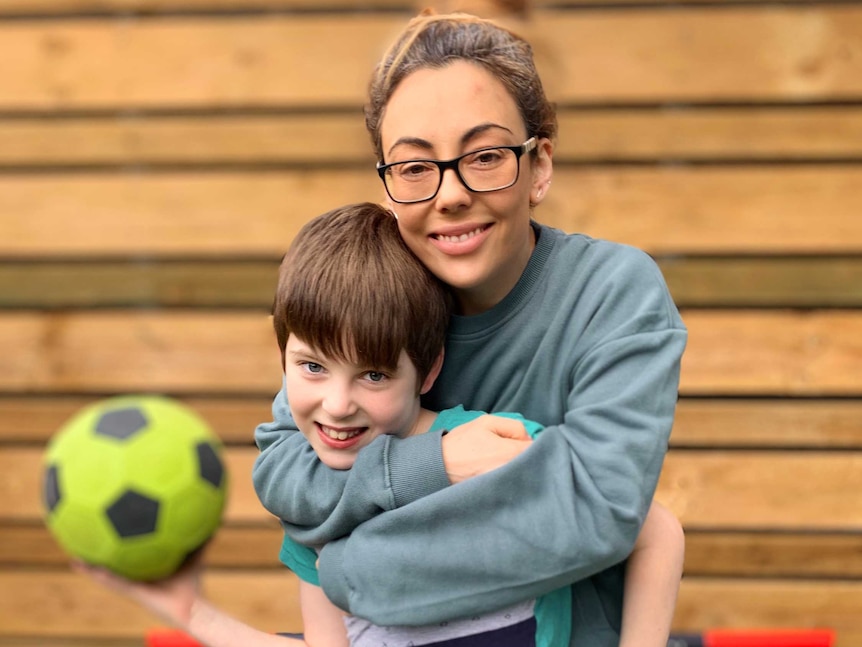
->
xmin=255 ymin=223 xmax=687 ymax=646
xmin=280 ymin=405 xmax=570 ymax=647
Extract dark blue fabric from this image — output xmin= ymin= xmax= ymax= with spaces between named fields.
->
xmin=422 ymin=617 xmax=537 ymax=647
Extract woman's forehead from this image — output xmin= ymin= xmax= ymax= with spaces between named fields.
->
xmin=380 ymin=61 xmax=524 ymax=150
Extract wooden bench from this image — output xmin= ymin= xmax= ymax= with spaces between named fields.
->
xmin=0 ymin=0 xmax=860 ymax=644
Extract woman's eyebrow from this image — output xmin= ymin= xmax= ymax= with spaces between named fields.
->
xmin=461 ymin=123 xmax=514 ymax=146
xmin=387 ymin=136 xmax=433 ymax=157
xmin=386 ymin=123 xmax=515 ymax=158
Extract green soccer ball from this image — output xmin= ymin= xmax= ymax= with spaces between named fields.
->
xmin=42 ymin=395 xmax=228 ymax=581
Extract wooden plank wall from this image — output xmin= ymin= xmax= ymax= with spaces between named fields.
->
xmin=1 ymin=0 xmax=861 ymax=644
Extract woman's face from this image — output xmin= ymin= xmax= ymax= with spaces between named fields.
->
xmin=379 ymin=61 xmax=553 ymax=315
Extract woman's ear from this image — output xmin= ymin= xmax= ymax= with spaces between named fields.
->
xmin=530 ymin=137 xmax=554 ymax=206
xmin=419 ymin=349 xmax=445 ymax=395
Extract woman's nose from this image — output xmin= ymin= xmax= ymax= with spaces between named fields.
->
xmin=434 ymin=167 xmax=472 ymax=212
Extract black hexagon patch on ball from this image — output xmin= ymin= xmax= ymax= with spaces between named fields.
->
xmin=96 ymin=407 xmax=148 ymax=440
xmin=107 ymin=490 xmax=160 ymax=537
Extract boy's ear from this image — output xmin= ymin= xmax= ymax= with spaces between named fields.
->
xmin=419 ymin=349 xmax=445 ymax=395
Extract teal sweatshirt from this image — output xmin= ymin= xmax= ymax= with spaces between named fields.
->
xmin=253 ymin=223 xmax=687 ymax=646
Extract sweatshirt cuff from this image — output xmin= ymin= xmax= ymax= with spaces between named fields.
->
xmin=318 ymin=538 xmax=350 ymax=612
xmin=386 ymin=429 xmax=450 ymax=508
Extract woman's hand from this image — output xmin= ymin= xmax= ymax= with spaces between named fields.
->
xmin=72 ymin=551 xmax=203 ymax=629
xmin=441 ymin=414 xmax=533 ymax=484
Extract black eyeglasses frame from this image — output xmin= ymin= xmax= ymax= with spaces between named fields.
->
xmin=376 ymin=137 xmax=538 ymax=205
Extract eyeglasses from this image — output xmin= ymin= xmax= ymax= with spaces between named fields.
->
xmin=377 ymin=137 xmax=537 ymax=204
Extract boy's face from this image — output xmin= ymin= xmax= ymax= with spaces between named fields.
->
xmin=284 ymin=334 xmax=429 ymax=470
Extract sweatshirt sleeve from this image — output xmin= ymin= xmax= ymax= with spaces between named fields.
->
xmin=252 ymin=382 xmax=451 ymax=545
xmin=316 ymin=253 xmax=688 ymax=625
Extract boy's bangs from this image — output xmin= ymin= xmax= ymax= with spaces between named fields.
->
xmin=285 ymin=291 xmax=404 ymax=372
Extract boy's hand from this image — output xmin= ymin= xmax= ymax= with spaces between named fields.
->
xmin=441 ymin=415 xmax=532 ymax=484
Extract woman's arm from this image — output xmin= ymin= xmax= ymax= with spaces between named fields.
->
xmin=619 ymin=501 xmax=685 ymax=647
xmin=74 ymin=558 xmax=309 ymax=647
xmin=313 ymin=251 xmax=687 ymax=627
xmin=253 ymin=381 xmax=524 ymax=545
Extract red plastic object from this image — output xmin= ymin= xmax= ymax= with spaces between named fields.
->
xmin=705 ymin=628 xmax=835 ymax=647
xmin=145 ymin=628 xmax=204 ymax=647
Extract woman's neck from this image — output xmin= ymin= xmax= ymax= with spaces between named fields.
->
xmin=455 ymin=224 xmax=537 ymax=316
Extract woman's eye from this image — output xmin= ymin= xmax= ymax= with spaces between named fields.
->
xmin=397 ymin=162 xmax=433 ymax=179
xmin=471 ymin=149 xmax=504 ymax=165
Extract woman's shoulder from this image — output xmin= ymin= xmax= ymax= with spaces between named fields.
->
xmin=538 ymin=223 xmax=659 ymax=275
xmin=537 ymin=223 xmax=683 ymax=327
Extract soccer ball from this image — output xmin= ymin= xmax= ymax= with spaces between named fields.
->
xmin=42 ymin=395 xmax=228 ymax=581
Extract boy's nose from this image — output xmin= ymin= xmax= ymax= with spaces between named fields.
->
xmin=322 ymin=388 xmax=357 ymax=419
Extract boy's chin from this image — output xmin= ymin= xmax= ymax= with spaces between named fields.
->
xmin=320 ymin=452 xmax=359 ymax=471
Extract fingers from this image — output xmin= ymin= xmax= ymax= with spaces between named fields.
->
xmin=478 ymin=415 xmax=531 ymax=440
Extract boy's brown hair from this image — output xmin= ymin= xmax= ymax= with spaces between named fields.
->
xmin=273 ymin=202 xmax=452 ymax=386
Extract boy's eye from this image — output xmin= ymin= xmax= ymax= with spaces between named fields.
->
xmin=302 ymin=362 xmax=324 ymax=374
xmin=365 ymin=371 xmax=387 ymax=383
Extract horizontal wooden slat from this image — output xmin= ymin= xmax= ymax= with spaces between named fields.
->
xmin=0 ymin=570 xmax=304 ymax=638
xmin=0 ymin=0 xmax=831 ymax=18
xmin=0 ymin=260 xmax=279 ymax=309
xmin=560 ymin=107 xmax=862 ymax=162
xmin=3 ymin=256 xmax=862 ymax=309
xmin=4 ymin=107 xmax=862 ymax=167
xmin=0 ymin=114 xmax=374 ymax=167
xmin=0 ymin=0 xmax=414 ymax=14
xmin=670 ymin=399 xmax=862 ymax=449
xmin=0 ymin=395 xmax=270 ymax=444
xmin=3 ymin=167 xmax=862 ymax=256
xmin=545 ymin=166 xmax=862 ymax=255
xmin=3 ymin=8 xmax=862 ymax=111
xmin=4 ymin=396 xmax=861 ymax=449
xmin=0 ymin=523 xmax=284 ymax=568
xmin=5 ymin=445 xmax=862 ymax=530
xmin=659 ymin=257 xmax=862 ymax=308
xmin=3 ymin=310 xmax=861 ymax=395
xmin=0 ymin=446 xmax=265 ymax=523
xmin=0 ymin=171 xmax=378 ymax=258
xmin=681 ymin=310 xmax=862 ymax=396
xmin=0 ymin=571 xmax=858 ymax=645
xmin=655 ymin=450 xmax=862 ymax=531
xmin=0 ymin=312 xmax=281 ymax=394
xmin=683 ymin=531 xmax=862 ymax=579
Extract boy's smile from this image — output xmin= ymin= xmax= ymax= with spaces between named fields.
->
xmin=283 ymin=334 xmax=438 ymax=470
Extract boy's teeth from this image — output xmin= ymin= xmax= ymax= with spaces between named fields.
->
xmin=322 ymin=426 xmax=363 ymax=441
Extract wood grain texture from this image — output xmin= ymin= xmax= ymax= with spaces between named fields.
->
xmin=3 ymin=167 xmax=862 ymax=256
xmin=0 ymin=395 xmax=270 ymax=444
xmin=3 ymin=107 xmax=862 ymax=166
xmin=7 ymin=445 xmax=862 ymax=531
xmin=0 ymin=523 xmax=283 ymax=567
xmin=2 ymin=8 xmax=862 ymax=110
xmin=3 ymin=310 xmax=861 ymax=395
xmin=5 ymin=395 xmax=861 ymax=448
xmin=0 ymin=570 xmax=303 ymax=637
xmin=3 ymin=257 xmax=862 ymax=309
xmin=0 ymin=570 xmax=859 ymax=645
xmin=681 ymin=310 xmax=862 ymax=396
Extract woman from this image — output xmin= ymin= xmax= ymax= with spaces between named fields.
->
xmin=253 ymin=11 xmax=687 ymax=647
